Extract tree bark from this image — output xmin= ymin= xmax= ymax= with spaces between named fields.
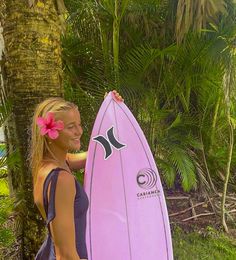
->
xmin=2 ymin=0 xmax=64 ymax=258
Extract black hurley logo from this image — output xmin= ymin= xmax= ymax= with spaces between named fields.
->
xmin=93 ymin=126 xmax=126 ymax=160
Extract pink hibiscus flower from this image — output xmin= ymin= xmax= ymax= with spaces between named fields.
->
xmin=36 ymin=112 xmax=64 ymax=139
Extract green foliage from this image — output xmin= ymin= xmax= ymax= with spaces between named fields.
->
xmin=0 ymin=191 xmax=15 ymax=250
xmin=73 ymin=166 xmax=85 ymax=185
xmin=62 ymin=0 xmax=236 ymax=193
xmin=173 ymin=226 xmax=236 ymax=259
xmin=0 ymin=178 xmax=9 ymax=196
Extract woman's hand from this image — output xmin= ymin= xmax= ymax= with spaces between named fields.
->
xmin=104 ymin=90 xmax=124 ymax=102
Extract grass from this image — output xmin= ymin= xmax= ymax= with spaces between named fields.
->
xmin=173 ymin=226 xmax=236 ymax=260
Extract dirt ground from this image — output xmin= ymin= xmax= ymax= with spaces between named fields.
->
xmin=166 ymin=189 xmax=236 ymax=238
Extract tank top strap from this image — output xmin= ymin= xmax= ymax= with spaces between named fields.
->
xmin=43 ymin=167 xmax=70 ymax=237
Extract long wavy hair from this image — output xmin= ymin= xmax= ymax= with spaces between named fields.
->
xmin=29 ymin=97 xmax=77 ymax=187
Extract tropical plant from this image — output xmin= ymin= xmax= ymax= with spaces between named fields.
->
xmin=62 ymin=0 xmax=236 ymax=198
xmin=175 ymin=0 xmax=227 ymax=43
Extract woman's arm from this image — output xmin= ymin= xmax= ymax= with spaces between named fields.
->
xmin=49 ymin=170 xmax=81 ymax=259
xmin=66 ymin=152 xmax=87 ymax=171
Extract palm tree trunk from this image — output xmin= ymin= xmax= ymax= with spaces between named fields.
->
xmin=113 ymin=0 xmax=120 ymax=87
xmin=2 ymin=0 xmax=64 ymax=258
xmin=221 ymin=70 xmax=234 ymax=233
xmin=221 ymin=112 xmax=234 ymax=233
xmin=209 ymin=95 xmax=221 ymax=153
xmin=112 ymin=0 xmax=128 ymax=88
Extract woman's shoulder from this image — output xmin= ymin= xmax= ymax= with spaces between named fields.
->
xmin=34 ymin=164 xmax=76 ymax=221
xmin=40 ymin=164 xmax=77 ymax=205
xmin=35 ymin=164 xmax=71 ymax=192
xmin=34 ymin=164 xmax=75 ymax=202
xmin=36 ymin=163 xmax=58 ymax=183
xmin=39 ymin=164 xmax=74 ymax=184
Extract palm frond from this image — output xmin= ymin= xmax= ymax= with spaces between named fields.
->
xmin=156 ymin=158 xmax=176 ymax=188
xmin=169 ymin=147 xmax=197 ymax=191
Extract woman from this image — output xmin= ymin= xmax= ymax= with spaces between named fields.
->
xmin=30 ymin=91 xmax=123 ymax=259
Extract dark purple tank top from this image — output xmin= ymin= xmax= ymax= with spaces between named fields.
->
xmin=35 ymin=167 xmax=89 ymax=259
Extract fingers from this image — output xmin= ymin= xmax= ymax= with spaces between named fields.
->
xmin=104 ymin=90 xmax=124 ymax=102
xmin=112 ymin=90 xmax=124 ymax=102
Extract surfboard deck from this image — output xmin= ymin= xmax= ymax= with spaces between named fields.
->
xmin=84 ymin=92 xmax=173 ymax=260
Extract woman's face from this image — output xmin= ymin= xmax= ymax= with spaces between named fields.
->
xmin=51 ymin=108 xmax=83 ymax=151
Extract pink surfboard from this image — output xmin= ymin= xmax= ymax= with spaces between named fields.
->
xmin=84 ymin=92 xmax=173 ymax=260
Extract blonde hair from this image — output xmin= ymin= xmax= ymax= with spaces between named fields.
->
xmin=29 ymin=97 xmax=77 ymax=187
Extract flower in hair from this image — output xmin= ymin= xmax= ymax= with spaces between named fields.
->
xmin=36 ymin=112 xmax=64 ymax=139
